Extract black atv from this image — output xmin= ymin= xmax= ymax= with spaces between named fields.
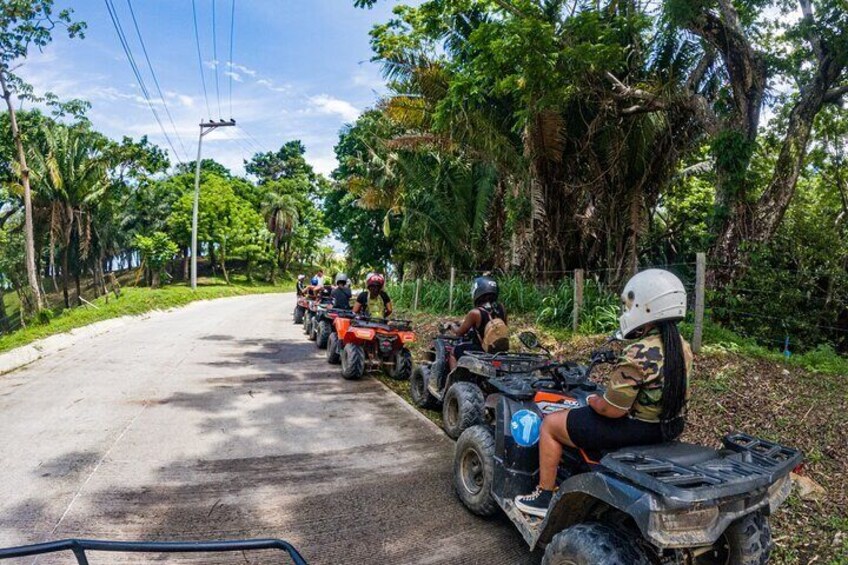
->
xmin=453 ymin=332 xmax=802 ymax=564
xmin=314 ymin=308 xmax=355 ymax=351
xmin=0 ymin=538 xmax=307 ymax=564
xmin=303 ymin=296 xmax=334 ymax=341
xmin=409 ymin=326 xmax=551 ymax=439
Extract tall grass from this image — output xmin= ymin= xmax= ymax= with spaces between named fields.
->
xmin=386 ymin=275 xmax=619 ymax=334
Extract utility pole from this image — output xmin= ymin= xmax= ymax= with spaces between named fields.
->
xmin=191 ymin=119 xmax=235 ymax=290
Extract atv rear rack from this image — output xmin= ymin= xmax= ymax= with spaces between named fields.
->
xmin=0 ymin=538 xmax=307 ymax=564
xmin=467 ymin=352 xmax=552 ymax=373
xmin=600 ymin=434 xmax=802 ymax=505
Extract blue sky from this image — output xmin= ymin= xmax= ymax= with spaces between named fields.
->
xmin=21 ymin=1 xmax=404 ymax=177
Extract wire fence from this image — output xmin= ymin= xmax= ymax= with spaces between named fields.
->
xmin=386 ymin=253 xmax=848 ymax=356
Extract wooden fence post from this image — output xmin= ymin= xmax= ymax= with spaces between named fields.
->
xmin=413 ymin=278 xmax=421 ymax=311
xmin=572 ymin=269 xmax=584 ymax=332
xmin=448 ymin=267 xmax=456 ymax=313
xmin=693 ymin=252 xmax=706 ymax=353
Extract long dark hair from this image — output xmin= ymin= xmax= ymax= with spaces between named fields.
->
xmin=658 ymin=321 xmax=687 ymax=441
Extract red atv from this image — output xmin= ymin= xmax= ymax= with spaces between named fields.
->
xmin=293 ymin=295 xmax=310 ymax=324
xmin=329 ymin=315 xmax=415 ymax=381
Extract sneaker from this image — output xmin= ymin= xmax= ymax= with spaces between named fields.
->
xmin=514 ymin=487 xmax=554 ymax=518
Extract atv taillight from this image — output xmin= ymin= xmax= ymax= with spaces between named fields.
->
xmin=353 ymin=328 xmax=375 ymax=340
xmin=399 ymin=331 xmax=416 ymax=343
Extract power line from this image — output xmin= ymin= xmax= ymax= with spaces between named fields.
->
xmin=124 ymin=0 xmax=189 ymax=161
xmin=211 ymin=0 xmax=222 ymax=118
xmin=228 ymin=0 xmax=235 ymax=118
xmin=191 ymin=0 xmax=212 ymax=119
xmin=103 ymin=0 xmax=184 ymax=164
xmin=237 ymin=125 xmax=266 ymax=154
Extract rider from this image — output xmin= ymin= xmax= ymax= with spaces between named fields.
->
xmin=514 ymin=269 xmax=693 ymax=518
xmin=319 ymin=277 xmax=334 ymax=300
xmin=331 ymin=273 xmax=352 ymax=309
xmin=306 ymin=270 xmax=325 ymax=299
xmin=353 ymin=272 xmax=393 ymax=318
xmin=448 ymin=275 xmax=509 ymax=370
xmin=296 ymin=274 xmax=307 ymax=297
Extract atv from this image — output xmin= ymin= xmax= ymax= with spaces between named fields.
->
xmin=453 ymin=332 xmax=802 ymax=565
xmin=409 ymin=325 xmax=551 ymax=439
xmin=0 ymin=537 xmax=307 ymax=564
xmin=330 ymin=315 xmax=415 ymax=381
xmin=303 ymin=295 xmax=334 ymax=341
xmin=314 ymin=308 xmax=355 ymax=350
xmin=294 ymin=293 xmax=311 ymax=325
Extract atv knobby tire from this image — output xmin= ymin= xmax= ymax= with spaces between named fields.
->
xmin=410 ymin=366 xmax=437 ymax=409
xmin=454 ymin=425 xmax=498 ymax=517
xmin=316 ymin=321 xmax=331 ymax=349
xmin=390 ymin=348 xmax=413 ymax=381
xmin=542 ymin=522 xmax=651 ymax=565
xmin=442 ymin=381 xmax=484 ymax=439
xmin=696 ymin=511 xmax=771 ymax=565
xmin=308 ymin=317 xmax=319 ymax=341
xmin=293 ymin=305 xmax=305 ymax=324
xmin=303 ymin=315 xmax=312 ymax=335
xmin=341 ymin=343 xmax=365 ymax=380
xmin=431 ymin=338 xmax=449 ymax=392
xmin=326 ymin=333 xmax=341 ymax=364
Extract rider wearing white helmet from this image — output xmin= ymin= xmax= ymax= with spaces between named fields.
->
xmin=515 ymin=269 xmax=693 ymax=518
xmin=331 ymin=273 xmax=353 ymax=309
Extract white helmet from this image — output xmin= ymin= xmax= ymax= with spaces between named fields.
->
xmin=619 ymin=269 xmax=686 ymax=338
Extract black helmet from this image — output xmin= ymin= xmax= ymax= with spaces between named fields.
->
xmin=471 ymin=276 xmax=498 ymax=305
xmin=335 ymin=273 xmax=349 ymax=285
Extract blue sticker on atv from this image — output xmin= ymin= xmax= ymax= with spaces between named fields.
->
xmin=511 ymin=410 xmax=542 ymax=447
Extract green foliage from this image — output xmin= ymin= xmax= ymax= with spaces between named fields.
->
xmin=134 ymin=232 xmax=178 ymax=271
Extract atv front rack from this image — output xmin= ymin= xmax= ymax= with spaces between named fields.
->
xmin=0 ymin=538 xmax=307 ymax=564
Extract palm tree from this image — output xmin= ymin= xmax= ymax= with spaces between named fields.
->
xmin=28 ymin=124 xmax=108 ymax=308
xmin=262 ymin=191 xmax=299 ymax=275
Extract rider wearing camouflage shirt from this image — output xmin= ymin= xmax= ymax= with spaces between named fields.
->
xmin=605 ymin=329 xmax=693 ymax=423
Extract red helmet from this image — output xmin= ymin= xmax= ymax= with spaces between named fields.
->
xmin=366 ymin=273 xmax=385 ymax=289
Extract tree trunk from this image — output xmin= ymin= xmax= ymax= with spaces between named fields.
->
xmin=151 ymin=270 xmax=160 ymax=289
xmin=182 ymin=248 xmax=189 ymax=281
xmin=0 ymin=70 xmax=43 ymax=312
xmin=74 ymin=270 xmax=82 ymax=307
xmin=62 ymin=246 xmax=70 ymax=309
xmin=220 ymin=242 xmax=230 ymax=284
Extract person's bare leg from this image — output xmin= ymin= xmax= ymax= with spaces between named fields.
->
xmin=538 ymin=410 xmax=576 ymax=490
xmin=448 ymin=354 xmax=457 ymax=371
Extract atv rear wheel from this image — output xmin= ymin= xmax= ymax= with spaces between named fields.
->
xmin=390 ymin=348 xmax=413 ymax=380
xmin=341 ymin=343 xmax=365 ymax=380
xmin=442 ymin=381 xmax=484 ymax=439
xmin=293 ymin=305 xmax=305 ymax=324
xmin=454 ymin=425 xmax=498 ymax=517
xmin=316 ymin=321 xmax=331 ymax=349
xmin=694 ymin=511 xmax=771 ymax=565
xmin=431 ymin=338 xmax=449 ymax=391
xmin=308 ymin=318 xmax=319 ymax=341
xmin=303 ymin=315 xmax=312 ymax=335
xmin=326 ymin=333 xmax=341 ymax=364
xmin=410 ymin=366 xmax=437 ymax=409
xmin=542 ymin=522 xmax=651 ymax=565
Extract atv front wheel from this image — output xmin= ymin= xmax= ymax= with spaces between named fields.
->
xmin=341 ymin=343 xmax=365 ymax=380
xmin=390 ymin=348 xmax=413 ymax=380
xmin=454 ymin=425 xmax=498 ymax=517
xmin=410 ymin=366 xmax=437 ymax=409
xmin=542 ymin=522 xmax=652 ymax=565
xmin=694 ymin=511 xmax=771 ymax=565
xmin=442 ymin=382 xmax=484 ymax=439
xmin=316 ymin=321 xmax=331 ymax=349
xmin=326 ymin=333 xmax=342 ymax=364
xmin=293 ymin=305 xmax=305 ymax=324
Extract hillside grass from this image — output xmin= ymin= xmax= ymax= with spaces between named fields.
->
xmin=382 ymin=308 xmax=847 ymax=564
xmin=0 ymin=275 xmax=292 ymax=354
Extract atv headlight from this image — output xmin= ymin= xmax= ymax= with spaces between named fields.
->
xmin=651 ymin=506 xmax=719 ymax=533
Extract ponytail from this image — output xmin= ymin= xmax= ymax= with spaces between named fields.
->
xmin=659 ymin=321 xmax=687 ymax=441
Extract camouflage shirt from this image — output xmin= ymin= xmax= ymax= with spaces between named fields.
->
xmin=603 ymin=330 xmax=694 ymax=423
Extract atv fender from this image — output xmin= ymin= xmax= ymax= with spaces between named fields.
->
xmin=534 ymin=472 xmax=655 ymax=550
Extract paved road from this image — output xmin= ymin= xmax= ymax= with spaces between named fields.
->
xmin=0 ymin=293 xmax=536 ymax=564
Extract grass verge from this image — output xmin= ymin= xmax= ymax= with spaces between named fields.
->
xmin=0 ymin=276 xmax=292 ymax=354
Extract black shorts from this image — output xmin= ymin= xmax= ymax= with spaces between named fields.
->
xmin=452 ymin=340 xmax=483 ymax=360
xmin=566 ymin=406 xmax=663 ymax=451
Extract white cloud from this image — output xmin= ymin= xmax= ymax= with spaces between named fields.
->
xmin=224 ymin=71 xmax=243 ymax=83
xmin=308 ymin=94 xmax=360 ymax=122
xmin=229 ymin=63 xmax=257 ymax=77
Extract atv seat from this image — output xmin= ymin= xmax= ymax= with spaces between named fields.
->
xmin=616 ymin=442 xmax=719 ymax=467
